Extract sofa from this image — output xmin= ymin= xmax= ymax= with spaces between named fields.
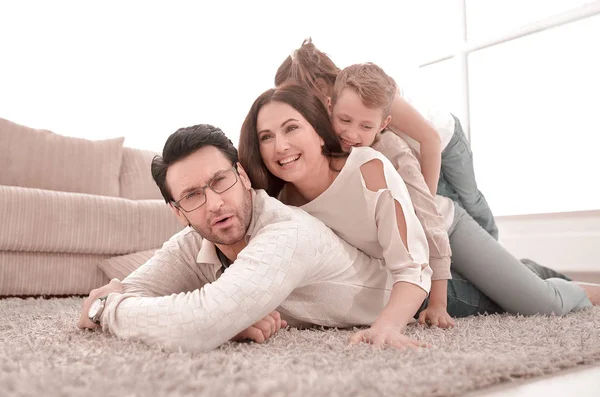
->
xmin=0 ymin=117 xmax=183 ymax=296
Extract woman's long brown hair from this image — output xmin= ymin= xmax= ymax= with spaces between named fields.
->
xmin=238 ymin=84 xmax=347 ymax=198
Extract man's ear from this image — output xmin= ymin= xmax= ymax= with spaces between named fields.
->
xmin=169 ymin=203 xmax=191 ymax=228
xmin=380 ymin=115 xmax=392 ymax=132
xmin=236 ymin=163 xmax=252 ymax=190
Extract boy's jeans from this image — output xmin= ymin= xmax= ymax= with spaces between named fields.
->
xmin=436 ymin=115 xmax=499 ymax=240
xmin=417 ymin=258 xmax=574 ymax=318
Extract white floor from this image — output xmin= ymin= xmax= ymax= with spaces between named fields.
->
xmin=472 ymin=364 xmax=600 ymax=397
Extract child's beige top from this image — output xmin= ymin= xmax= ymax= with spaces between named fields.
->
xmin=283 ymin=146 xmax=433 ymax=289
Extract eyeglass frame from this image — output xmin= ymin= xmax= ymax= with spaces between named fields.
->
xmin=171 ymin=165 xmax=239 ymax=213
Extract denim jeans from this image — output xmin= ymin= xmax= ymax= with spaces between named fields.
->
xmin=417 ymin=260 xmax=580 ymax=318
xmin=440 ymin=204 xmax=591 ymax=316
xmin=437 ymin=115 xmax=499 ymax=240
xmin=415 ymin=204 xmax=591 ymax=318
xmin=416 ymin=268 xmax=503 ymax=318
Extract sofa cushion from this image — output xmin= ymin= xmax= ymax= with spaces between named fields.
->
xmin=0 ymin=185 xmax=183 ymax=255
xmin=98 ymin=249 xmax=156 ymax=280
xmin=0 ymin=117 xmax=124 ymax=197
xmin=119 ymin=147 xmax=163 ymax=200
xmin=0 ymin=251 xmax=110 ymax=296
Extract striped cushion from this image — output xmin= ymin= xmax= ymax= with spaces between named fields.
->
xmin=119 ymin=147 xmax=163 ymax=200
xmin=0 ymin=251 xmax=110 ymax=296
xmin=0 ymin=117 xmax=124 ymax=197
xmin=99 ymin=250 xmax=156 ymax=280
xmin=0 ymin=185 xmax=183 ymax=255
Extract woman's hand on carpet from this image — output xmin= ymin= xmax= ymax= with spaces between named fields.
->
xmin=349 ymin=325 xmax=431 ymax=350
xmin=417 ymin=304 xmax=455 ymax=329
xmin=77 ymin=278 xmax=124 ymax=330
xmin=232 ymin=311 xmax=288 ymax=344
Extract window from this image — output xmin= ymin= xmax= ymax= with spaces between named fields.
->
xmin=469 ymin=15 xmax=600 ymax=215
xmin=466 ymin=0 xmax=594 ymax=39
xmin=418 ymin=0 xmax=600 ymax=215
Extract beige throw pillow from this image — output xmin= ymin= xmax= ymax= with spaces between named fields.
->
xmin=0 ymin=117 xmax=124 ymax=197
xmin=119 ymin=147 xmax=163 ymax=200
xmin=98 ymin=249 xmax=156 ymax=280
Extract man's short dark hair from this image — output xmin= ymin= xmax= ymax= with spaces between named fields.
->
xmin=151 ymin=124 xmax=238 ymax=204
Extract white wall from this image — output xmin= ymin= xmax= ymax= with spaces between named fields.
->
xmin=0 ymin=0 xmax=423 ymax=152
xmin=497 ymin=211 xmax=600 ymax=272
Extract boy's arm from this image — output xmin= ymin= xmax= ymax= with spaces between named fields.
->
xmin=388 ymin=93 xmax=441 ymax=195
xmin=418 ymin=279 xmax=455 ymax=328
xmin=427 ymin=280 xmax=448 ymax=307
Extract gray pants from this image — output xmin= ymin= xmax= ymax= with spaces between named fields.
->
xmin=437 ymin=115 xmax=499 ymax=240
xmin=440 ymin=204 xmax=592 ymax=317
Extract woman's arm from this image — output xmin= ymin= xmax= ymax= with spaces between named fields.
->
xmin=373 ymin=132 xmax=451 ymax=281
xmin=360 ymin=158 xmax=432 ymax=292
xmin=353 ymin=159 xmax=432 ymax=346
xmin=372 ymin=134 xmax=455 ymax=328
xmin=388 ymin=93 xmax=441 ymax=195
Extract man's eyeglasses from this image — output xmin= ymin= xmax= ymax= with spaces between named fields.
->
xmin=172 ymin=166 xmax=239 ymax=212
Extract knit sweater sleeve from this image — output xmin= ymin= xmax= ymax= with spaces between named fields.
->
xmin=118 ymin=228 xmax=212 ymax=297
xmin=100 ymin=221 xmax=313 ymax=352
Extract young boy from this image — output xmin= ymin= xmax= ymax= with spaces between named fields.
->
xmin=328 ymin=63 xmax=455 ymax=328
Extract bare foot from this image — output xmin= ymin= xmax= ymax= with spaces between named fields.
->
xmin=576 ymin=282 xmax=600 ymax=305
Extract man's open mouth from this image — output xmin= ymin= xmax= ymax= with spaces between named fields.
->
xmin=212 ymin=215 xmax=232 ymax=226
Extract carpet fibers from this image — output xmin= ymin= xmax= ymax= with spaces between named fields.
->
xmin=1 ymin=298 xmax=600 ymax=397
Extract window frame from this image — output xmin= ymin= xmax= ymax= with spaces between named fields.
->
xmin=418 ymin=0 xmax=600 ymax=143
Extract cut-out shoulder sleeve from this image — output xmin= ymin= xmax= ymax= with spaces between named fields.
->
xmin=373 ymin=132 xmax=451 ymax=280
xmin=101 ymin=221 xmax=314 ymax=352
xmin=359 ymin=157 xmax=432 ymax=293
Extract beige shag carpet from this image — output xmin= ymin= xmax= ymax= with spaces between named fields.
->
xmin=1 ymin=298 xmax=600 ymax=397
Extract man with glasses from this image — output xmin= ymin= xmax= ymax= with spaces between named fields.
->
xmin=77 ymin=124 xmax=503 ymax=352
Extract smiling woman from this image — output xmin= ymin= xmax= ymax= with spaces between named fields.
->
xmin=239 ymin=85 xmax=348 ymax=198
xmin=239 ymin=84 xmax=434 ymax=348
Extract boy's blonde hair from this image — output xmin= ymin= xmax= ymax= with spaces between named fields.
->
xmin=331 ymin=63 xmax=397 ymax=117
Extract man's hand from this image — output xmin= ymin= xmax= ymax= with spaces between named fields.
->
xmin=77 ymin=278 xmax=124 ymax=330
xmin=417 ymin=303 xmax=455 ymax=328
xmin=349 ymin=323 xmax=432 ymax=350
xmin=232 ymin=311 xmax=288 ymax=344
